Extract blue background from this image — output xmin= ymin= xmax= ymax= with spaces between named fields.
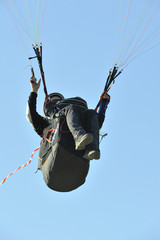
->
xmin=0 ymin=1 xmax=160 ymax=239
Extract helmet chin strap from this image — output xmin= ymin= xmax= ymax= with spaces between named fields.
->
xmin=43 ymin=97 xmax=60 ymax=117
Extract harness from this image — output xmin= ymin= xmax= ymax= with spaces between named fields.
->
xmin=38 ymin=114 xmax=90 ymax=192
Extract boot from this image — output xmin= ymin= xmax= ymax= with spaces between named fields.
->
xmin=83 ymin=149 xmax=100 ymax=160
xmin=75 ymin=133 xmax=93 ymax=150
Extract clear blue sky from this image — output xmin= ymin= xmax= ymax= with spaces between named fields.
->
xmin=0 ymin=1 xmax=160 ymax=240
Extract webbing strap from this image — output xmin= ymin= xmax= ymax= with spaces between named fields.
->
xmin=46 ymin=128 xmax=55 ymax=143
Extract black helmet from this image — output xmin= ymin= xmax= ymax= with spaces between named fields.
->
xmin=43 ymin=92 xmax=64 ymax=116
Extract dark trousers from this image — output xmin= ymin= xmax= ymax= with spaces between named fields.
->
xmin=56 ymin=104 xmax=100 ymax=151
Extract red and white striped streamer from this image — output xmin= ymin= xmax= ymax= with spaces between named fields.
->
xmin=0 ymin=147 xmax=40 ymax=186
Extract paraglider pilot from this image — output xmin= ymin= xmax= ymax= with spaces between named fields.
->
xmin=26 ymin=76 xmax=110 ymax=192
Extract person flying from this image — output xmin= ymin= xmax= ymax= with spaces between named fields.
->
xmin=26 ymin=76 xmax=110 ymax=192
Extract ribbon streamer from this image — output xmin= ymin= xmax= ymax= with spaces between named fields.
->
xmin=0 ymin=147 xmax=40 ymax=186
